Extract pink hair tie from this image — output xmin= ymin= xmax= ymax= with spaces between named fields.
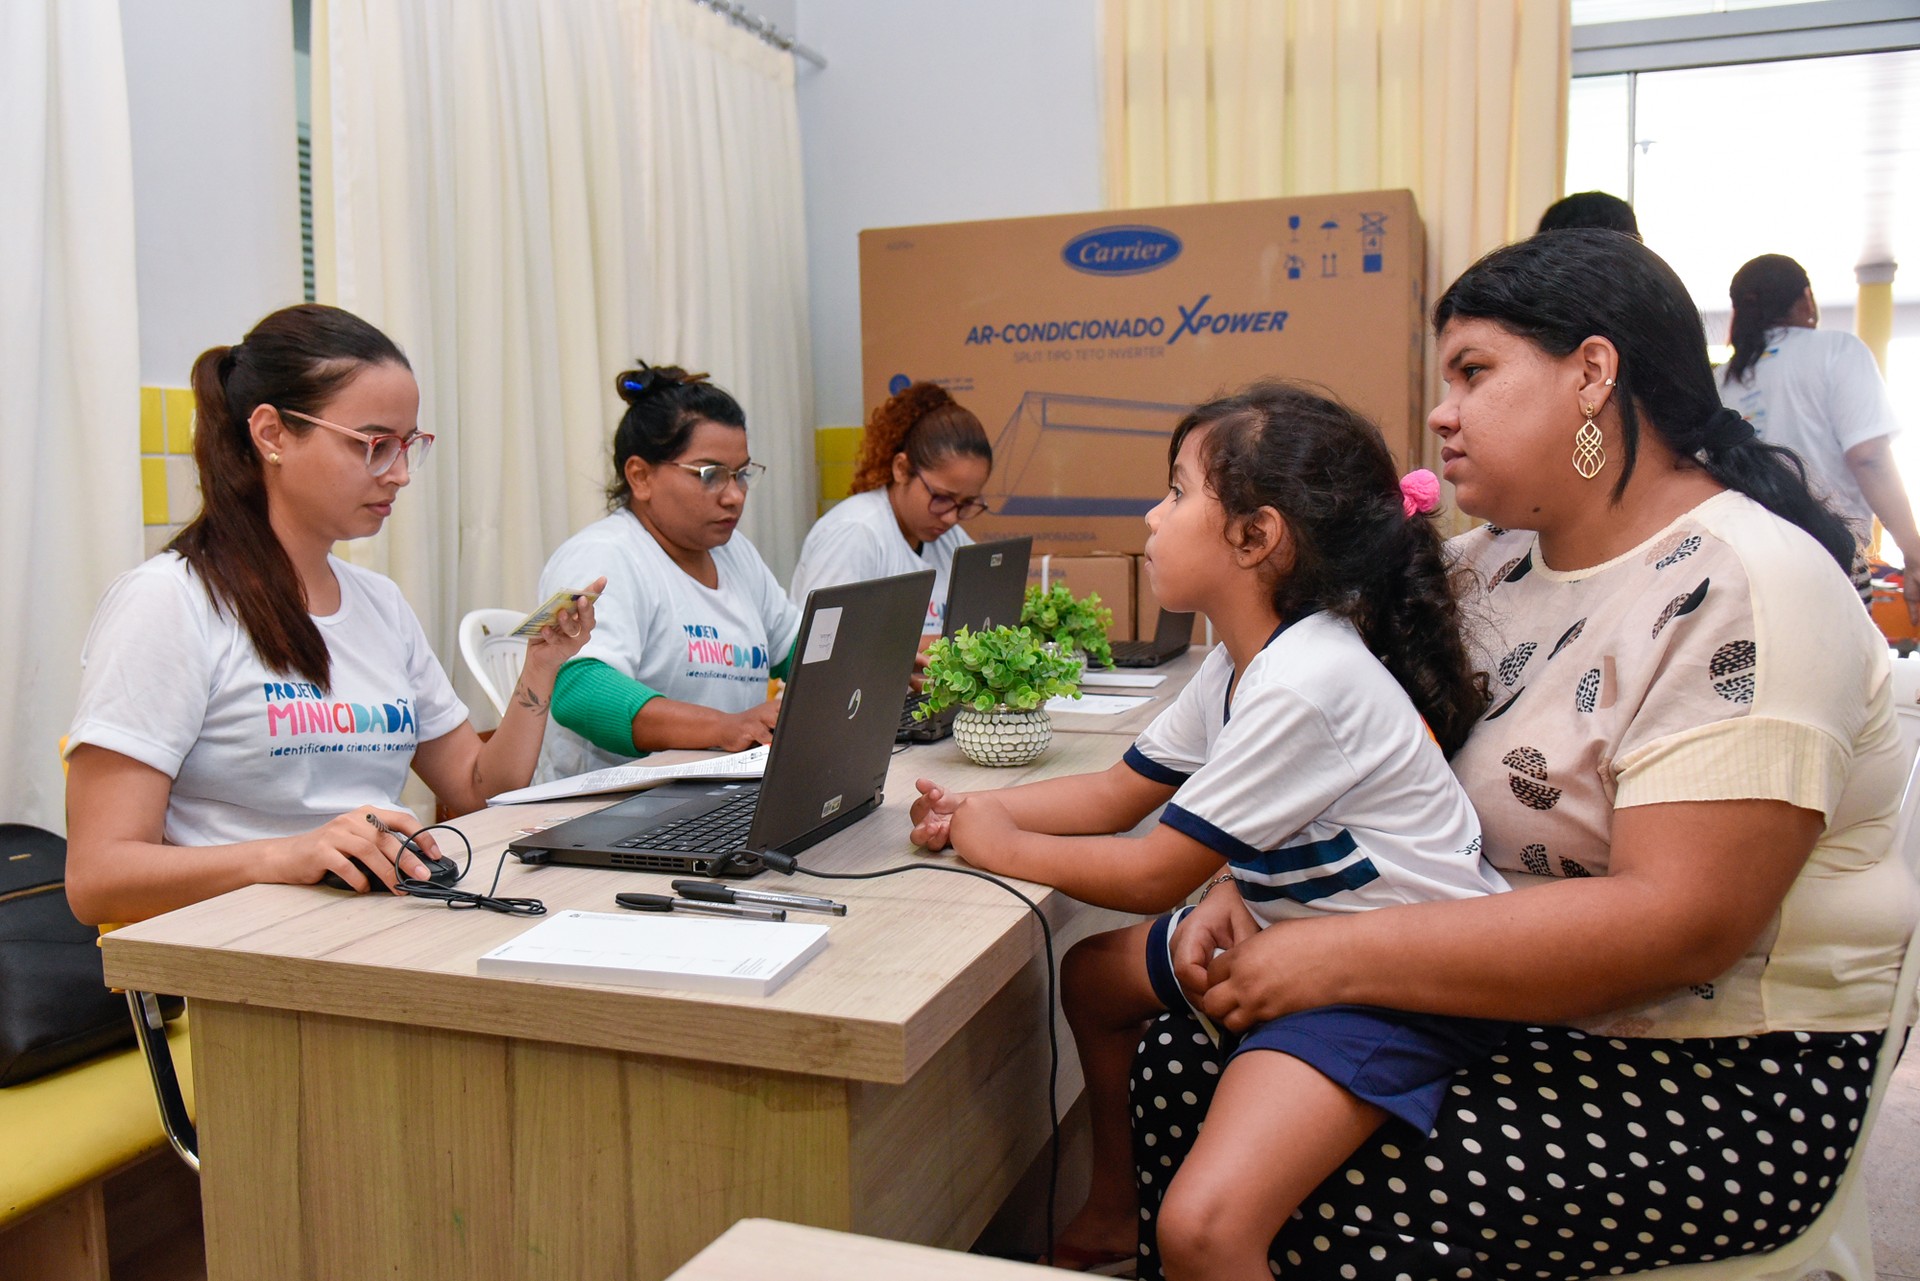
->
xmin=1399 ymin=469 xmax=1440 ymax=518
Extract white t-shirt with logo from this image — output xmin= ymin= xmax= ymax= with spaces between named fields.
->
xmin=788 ymin=488 xmax=972 ymax=635
xmin=1127 ymin=611 xmax=1505 ymax=925
xmin=66 ymin=553 xmax=469 ymax=848
xmin=1718 ymin=326 xmax=1901 ymax=536
xmin=536 ymin=509 xmax=803 ymax=780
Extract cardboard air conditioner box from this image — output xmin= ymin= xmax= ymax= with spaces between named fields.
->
xmin=860 ymin=190 xmax=1426 ymax=557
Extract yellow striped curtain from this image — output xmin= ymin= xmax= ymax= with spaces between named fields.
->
xmin=1104 ymin=0 xmax=1570 ymax=408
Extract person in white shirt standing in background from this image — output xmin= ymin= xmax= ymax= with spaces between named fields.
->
xmin=788 ymin=382 xmax=993 ymax=637
xmin=1719 ymin=252 xmax=1918 ymax=621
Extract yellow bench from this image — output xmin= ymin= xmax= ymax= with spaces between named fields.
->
xmin=0 ymin=1018 xmax=196 ymax=1278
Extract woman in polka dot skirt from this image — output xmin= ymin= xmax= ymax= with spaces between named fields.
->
xmin=1132 ymin=230 xmax=1917 ymax=1279
xmin=913 ymin=385 xmax=1513 ymax=1279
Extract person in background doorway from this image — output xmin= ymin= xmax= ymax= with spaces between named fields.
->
xmin=1720 ymin=252 xmax=1917 ymax=620
xmin=536 ymin=364 xmax=801 ymax=781
xmin=788 ymin=381 xmax=992 ymax=637
xmin=1535 ymin=190 xmax=1640 ymax=239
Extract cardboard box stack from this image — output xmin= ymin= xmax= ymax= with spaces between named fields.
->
xmin=860 ymin=190 xmax=1426 ymax=652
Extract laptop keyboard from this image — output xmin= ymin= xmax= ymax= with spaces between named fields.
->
xmin=614 ymin=788 xmax=759 ymax=853
xmin=1108 ymin=640 xmax=1169 ymax=667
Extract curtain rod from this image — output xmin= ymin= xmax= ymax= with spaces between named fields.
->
xmin=690 ymin=0 xmax=828 ymax=69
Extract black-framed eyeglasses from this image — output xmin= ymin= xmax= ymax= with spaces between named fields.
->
xmin=280 ymin=408 xmax=434 ymax=476
xmin=672 ymin=460 xmax=767 ymax=491
xmin=912 ymin=470 xmax=990 ymax=520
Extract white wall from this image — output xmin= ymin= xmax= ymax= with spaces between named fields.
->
xmin=120 ymin=0 xmax=303 ymax=386
xmin=794 ymin=0 xmax=1104 ymax=428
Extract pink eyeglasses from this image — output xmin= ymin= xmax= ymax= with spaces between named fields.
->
xmin=279 ymin=408 xmax=434 ymax=476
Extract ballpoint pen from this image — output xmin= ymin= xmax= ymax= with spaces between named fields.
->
xmin=671 ymin=880 xmax=848 ymax=916
xmin=613 ymin=892 xmax=785 ymax=922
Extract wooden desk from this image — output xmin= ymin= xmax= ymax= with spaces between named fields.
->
xmin=101 ymin=736 xmax=1142 ymax=1280
xmin=669 ymin=1218 xmax=1057 ymax=1280
xmin=1047 ymin=646 xmax=1206 ymax=737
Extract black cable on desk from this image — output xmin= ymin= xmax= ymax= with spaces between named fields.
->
xmin=758 ymin=853 xmax=1061 ymax=1262
xmin=394 ymin=823 xmax=547 ymax=917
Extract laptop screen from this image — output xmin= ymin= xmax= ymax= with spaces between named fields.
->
xmin=745 ymin=569 xmax=935 ymax=855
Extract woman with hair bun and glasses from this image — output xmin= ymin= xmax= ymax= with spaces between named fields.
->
xmin=789 ymin=381 xmax=992 ymax=636
xmin=1117 ymin=231 xmax=1914 ymax=1279
xmin=64 ymin=304 xmax=598 ymax=923
xmin=535 ymin=364 xmax=801 ymax=780
xmin=1719 ymin=252 xmax=1917 ymax=619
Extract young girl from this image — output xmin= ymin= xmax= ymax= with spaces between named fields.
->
xmin=537 ymin=363 xmax=801 ymax=780
xmin=789 ymin=381 xmax=993 ymax=635
xmin=909 ymin=384 xmax=1509 ymax=1280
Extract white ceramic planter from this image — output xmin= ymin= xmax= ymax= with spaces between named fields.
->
xmin=951 ymin=706 xmax=1053 ymax=767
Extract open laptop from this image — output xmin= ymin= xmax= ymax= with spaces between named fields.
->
xmin=898 ymin=537 xmax=1033 ymax=743
xmin=1107 ymin=608 xmax=1197 ymax=668
xmin=508 ymin=569 xmax=934 ymax=879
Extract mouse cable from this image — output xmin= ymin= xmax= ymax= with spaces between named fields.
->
xmin=395 ymin=823 xmax=547 ymax=917
xmin=761 ymin=850 xmax=1060 ymax=1262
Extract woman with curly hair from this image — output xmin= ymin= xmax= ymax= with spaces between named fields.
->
xmin=789 ymin=381 xmax=992 ymax=634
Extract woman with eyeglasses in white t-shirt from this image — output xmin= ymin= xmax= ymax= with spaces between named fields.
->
xmin=789 ymin=382 xmax=993 ymax=639
xmin=64 ymin=305 xmax=598 ymax=922
xmin=535 ymin=364 xmax=803 ymax=783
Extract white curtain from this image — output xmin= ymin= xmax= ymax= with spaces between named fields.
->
xmin=314 ymin=0 xmax=813 ymax=717
xmin=0 ymin=0 xmax=141 ymax=831
xmin=639 ymin=0 xmax=814 ymax=581
xmin=1103 ymin=0 xmax=1570 ymax=472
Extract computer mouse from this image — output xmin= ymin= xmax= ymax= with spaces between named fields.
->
xmin=320 ymin=853 xmax=460 ymax=892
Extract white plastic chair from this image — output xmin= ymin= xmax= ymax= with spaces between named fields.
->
xmin=1623 ymin=703 xmax=1920 ymax=1281
xmin=458 ymin=608 xmax=527 ymax=717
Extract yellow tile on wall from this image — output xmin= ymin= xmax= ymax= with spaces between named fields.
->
xmin=163 ymin=388 xmax=195 ymax=454
xmin=814 ymin=426 xmax=863 ymax=465
xmin=141 ymin=458 xmax=169 ymax=525
xmin=140 ymin=388 xmax=164 ymax=453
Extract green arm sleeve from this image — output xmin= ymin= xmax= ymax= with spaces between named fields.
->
xmin=772 ymin=645 xmax=795 ymax=682
xmin=550 ymin=658 xmax=662 ymax=758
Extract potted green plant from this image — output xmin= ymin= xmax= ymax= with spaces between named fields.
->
xmin=916 ymin=624 xmax=1083 ymax=766
xmin=1021 ymin=582 xmax=1116 ymax=671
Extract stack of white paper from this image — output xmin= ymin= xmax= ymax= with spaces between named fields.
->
xmin=477 ymin=910 xmax=829 ymax=997
xmin=487 ymin=746 xmax=769 ymax=805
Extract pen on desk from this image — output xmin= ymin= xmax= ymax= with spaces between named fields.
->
xmin=671 ymin=880 xmax=847 ymax=916
xmin=613 ymin=892 xmax=785 ymax=922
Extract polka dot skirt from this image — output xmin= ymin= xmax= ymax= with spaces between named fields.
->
xmin=1129 ymin=1013 xmax=1881 ymax=1280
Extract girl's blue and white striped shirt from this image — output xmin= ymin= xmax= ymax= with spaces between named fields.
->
xmin=1125 ymin=612 xmax=1507 ymax=924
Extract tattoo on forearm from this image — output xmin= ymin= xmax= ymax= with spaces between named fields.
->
xmin=515 ymin=684 xmax=548 ymax=714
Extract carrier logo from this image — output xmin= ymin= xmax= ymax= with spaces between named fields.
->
xmin=1063 ymin=225 xmax=1182 ymax=276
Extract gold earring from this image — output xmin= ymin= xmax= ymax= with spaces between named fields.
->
xmin=269 ymin=453 xmax=281 ymax=464
xmin=1573 ymin=405 xmax=1605 ymax=480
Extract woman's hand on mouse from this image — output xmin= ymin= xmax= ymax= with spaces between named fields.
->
xmin=274 ymin=807 xmax=438 ymax=893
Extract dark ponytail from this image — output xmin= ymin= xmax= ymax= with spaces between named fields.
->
xmin=1435 ymin=231 xmax=1854 ymax=574
xmin=1724 ymin=253 xmax=1810 ymax=387
xmin=606 ymin=362 xmax=747 ymax=509
xmin=170 ymin=304 xmax=411 ymax=688
xmin=1170 ymin=383 xmax=1487 ymax=756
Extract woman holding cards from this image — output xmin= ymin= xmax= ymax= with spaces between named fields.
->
xmin=534 ymin=364 xmax=802 ymax=781
xmin=64 ymin=305 xmax=599 ymax=922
